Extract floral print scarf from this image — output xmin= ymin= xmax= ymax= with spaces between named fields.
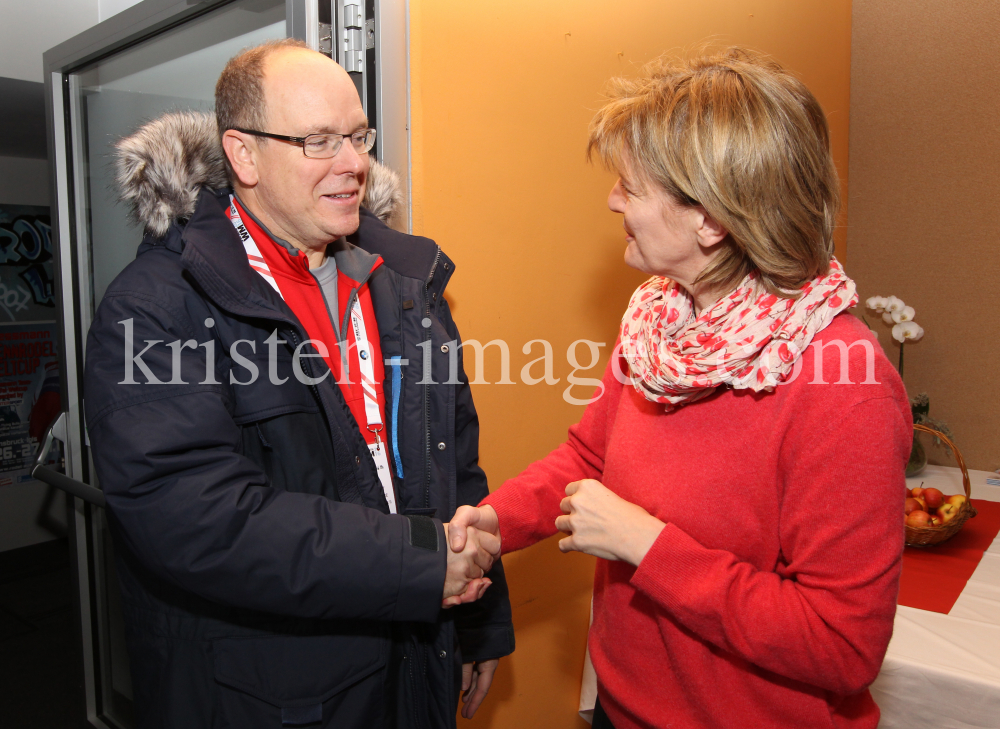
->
xmin=619 ymin=257 xmax=858 ymax=411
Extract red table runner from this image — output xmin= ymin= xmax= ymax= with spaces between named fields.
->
xmin=898 ymin=499 xmax=1000 ymax=614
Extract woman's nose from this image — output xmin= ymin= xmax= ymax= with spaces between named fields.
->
xmin=608 ymin=180 xmax=626 ymax=213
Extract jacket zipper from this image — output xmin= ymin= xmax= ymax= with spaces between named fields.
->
xmin=423 ymin=248 xmax=442 ymax=508
xmin=284 ymin=326 xmax=381 ymax=498
xmin=284 ymin=327 xmax=326 ymax=424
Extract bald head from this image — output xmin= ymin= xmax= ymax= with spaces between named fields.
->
xmin=259 ymin=46 xmax=365 ymax=135
xmin=217 ymin=41 xmax=372 ymax=260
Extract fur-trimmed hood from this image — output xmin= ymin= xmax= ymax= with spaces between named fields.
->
xmin=114 ymin=110 xmax=402 ymax=237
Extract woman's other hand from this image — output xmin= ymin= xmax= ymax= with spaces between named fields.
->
xmin=556 ymin=479 xmax=665 ymax=566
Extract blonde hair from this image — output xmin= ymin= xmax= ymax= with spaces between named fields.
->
xmin=588 ymin=47 xmax=839 ymax=296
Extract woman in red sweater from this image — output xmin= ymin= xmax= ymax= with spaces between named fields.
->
xmin=452 ymin=48 xmax=911 ymax=728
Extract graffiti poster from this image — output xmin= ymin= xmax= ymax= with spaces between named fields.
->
xmin=0 ymin=205 xmax=59 ymax=486
xmin=0 ymin=205 xmax=55 ymax=322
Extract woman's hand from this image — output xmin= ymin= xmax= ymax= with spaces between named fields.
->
xmin=460 ymin=658 xmax=499 ymax=719
xmin=447 ymin=505 xmax=501 ymax=554
xmin=555 ymin=479 xmax=665 ymax=566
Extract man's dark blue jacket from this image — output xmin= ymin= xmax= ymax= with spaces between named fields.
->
xmin=83 ymin=112 xmax=513 ymax=729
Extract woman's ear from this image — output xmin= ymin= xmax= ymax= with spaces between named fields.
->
xmin=694 ymin=209 xmax=729 ymax=250
xmin=222 ymin=130 xmax=259 ymax=187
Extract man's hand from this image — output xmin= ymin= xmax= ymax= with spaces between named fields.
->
xmin=555 ymin=479 xmax=665 ymax=566
xmin=460 ymin=658 xmax=499 ymax=719
xmin=442 ymin=525 xmax=499 ymax=607
xmin=447 ymin=505 xmax=501 ymax=554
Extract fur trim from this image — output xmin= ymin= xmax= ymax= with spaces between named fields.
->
xmin=363 ymin=159 xmax=403 ymax=225
xmin=115 ymin=111 xmax=229 ymax=237
xmin=114 ymin=110 xmax=402 ymax=236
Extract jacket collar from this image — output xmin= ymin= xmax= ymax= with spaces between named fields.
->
xmin=163 ymin=188 xmax=389 ymax=327
xmin=351 ymin=208 xmax=454 ymax=295
xmin=177 ymin=188 xmax=287 ymax=320
xmin=232 ymin=192 xmax=384 ymax=289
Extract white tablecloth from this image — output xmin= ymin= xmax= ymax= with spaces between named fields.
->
xmin=870 ymin=465 xmax=1000 ymax=729
xmin=577 ymin=465 xmax=1000 ymax=728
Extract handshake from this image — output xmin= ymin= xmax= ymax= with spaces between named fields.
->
xmin=441 ymin=505 xmax=501 ymax=608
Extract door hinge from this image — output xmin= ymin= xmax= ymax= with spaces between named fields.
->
xmin=342 ymin=1 xmax=364 ymax=73
xmin=319 ymin=22 xmax=333 ymax=55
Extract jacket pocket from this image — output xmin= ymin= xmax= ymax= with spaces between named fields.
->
xmin=211 ymin=632 xmax=387 ymax=728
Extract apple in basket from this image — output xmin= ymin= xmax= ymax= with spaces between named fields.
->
xmin=906 ymin=511 xmax=933 ymax=528
xmin=945 ymin=494 xmax=967 ymax=509
xmin=922 ymin=488 xmax=945 ymax=510
xmin=936 ymin=501 xmax=963 ymax=524
xmin=905 ymin=498 xmax=925 ymax=516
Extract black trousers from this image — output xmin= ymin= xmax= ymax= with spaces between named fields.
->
xmin=593 ymin=697 xmax=616 ymax=729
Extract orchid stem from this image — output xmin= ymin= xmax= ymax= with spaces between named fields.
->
xmin=898 ymin=342 xmax=905 ymax=379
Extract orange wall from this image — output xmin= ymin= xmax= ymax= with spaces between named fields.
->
xmin=408 ymin=2 xmax=852 ymax=727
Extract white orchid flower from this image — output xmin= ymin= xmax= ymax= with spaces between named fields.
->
xmin=891 ymin=305 xmax=916 ymax=324
xmin=866 ymin=296 xmax=887 ymax=312
xmin=892 ymin=321 xmax=924 ymax=343
xmin=882 ymin=312 xmax=895 ymax=324
xmin=870 ymin=296 xmax=890 ymax=312
xmin=884 ymin=296 xmax=905 ymax=314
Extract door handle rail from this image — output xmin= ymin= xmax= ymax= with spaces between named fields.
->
xmin=32 ymin=412 xmax=106 ymax=508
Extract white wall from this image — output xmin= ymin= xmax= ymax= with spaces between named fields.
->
xmin=0 ymin=0 xmax=100 ymax=82
xmin=100 ymin=0 xmax=144 ymax=21
xmin=0 ymin=0 xmax=148 ymax=82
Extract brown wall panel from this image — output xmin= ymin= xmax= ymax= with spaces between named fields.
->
xmin=849 ymin=0 xmax=1000 ymax=471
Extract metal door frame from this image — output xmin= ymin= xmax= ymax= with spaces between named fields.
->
xmin=41 ymin=2 xmax=409 ymax=724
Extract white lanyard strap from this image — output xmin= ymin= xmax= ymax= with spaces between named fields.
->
xmin=351 ymin=300 xmax=383 ymax=429
xmin=229 ymin=196 xmax=283 ymax=297
xmin=230 ymin=196 xmax=395 ymax=513
xmin=350 ymin=299 xmax=397 ymax=513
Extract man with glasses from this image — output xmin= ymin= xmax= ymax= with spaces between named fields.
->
xmin=83 ymin=39 xmax=513 ymax=729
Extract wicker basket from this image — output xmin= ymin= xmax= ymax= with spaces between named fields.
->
xmin=904 ymin=423 xmax=978 ymax=547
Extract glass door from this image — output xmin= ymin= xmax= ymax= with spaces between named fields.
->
xmin=62 ymin=7 xmax=287 ymax=724
xmin=43 ymin=0 xmax=408 ymax=723
xmin=44 ymin=1 xmax=312 ymax=726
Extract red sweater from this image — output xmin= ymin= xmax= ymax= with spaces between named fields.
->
xmin=483 ymin=314 xmax=911 ymax=729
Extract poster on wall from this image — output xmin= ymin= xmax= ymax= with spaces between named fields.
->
xmin=0 ymin=204 xmax=60 ymax=487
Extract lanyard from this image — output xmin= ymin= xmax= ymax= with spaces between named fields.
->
xmin=228 ymin=198 xmax=281 ymax=295
xmin=349 ymin=299 xmax=397 ymax=514
xmin=228 ymin=196 xmax=397 ymax=513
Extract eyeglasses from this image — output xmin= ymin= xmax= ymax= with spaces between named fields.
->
xmin=231 ymin=127 xmax=376 ymax=158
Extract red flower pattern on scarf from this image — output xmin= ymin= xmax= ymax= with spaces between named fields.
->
xmin=619 ymin=258 xmax=858 ymax=411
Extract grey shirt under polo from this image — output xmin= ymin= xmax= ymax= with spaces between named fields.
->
xmin=235 ymin=195 xmax=340 ymax=338
xmin=309 ymin=255 xmax=340 ymax=340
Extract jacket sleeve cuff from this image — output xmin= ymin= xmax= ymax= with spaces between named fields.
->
xmin=457 ymin=624 xmax=516 ymax=663
xmin=391 ymin=515 xmax=447 ymax=623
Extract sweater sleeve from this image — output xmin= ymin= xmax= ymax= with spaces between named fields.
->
xmin=629 ymin=395 xmax=910 ymax=695
xmin=482 ymin=356 xmax=627 ymax=552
